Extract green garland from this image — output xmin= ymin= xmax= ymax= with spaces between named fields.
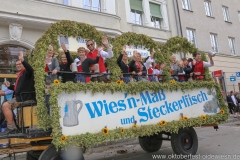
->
xmin=31 ymin=20 xmax=103 ymax=129
xmin=30 ymin=20 xmax=228 ymax=150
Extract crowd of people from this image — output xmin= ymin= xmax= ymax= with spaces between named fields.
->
xmin=227 ymin=91 xmax=240 ymax=118
xmin=0 ymin=36 xmax=215 ymax=135
xmin=44 ymin=36 xmax=214 ymax=84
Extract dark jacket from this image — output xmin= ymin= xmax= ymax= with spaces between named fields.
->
xmin=117 ymin=54 xmax=129 ymax=77
xmin=184 ymin=65 xmax=195 ymax=81
xmin=8 ymin=60 xmax=35 ymax=102
xmin=129 ymin=60 xmax=147 ymax=74
xmin=78 ymin=57 xmax=99 ymax=77
xmin=59 ymin=51 xmax=74 ymax=83
xmin=227 ymin=95 xmax=233 ymax=105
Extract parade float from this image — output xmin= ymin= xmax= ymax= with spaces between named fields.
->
xmin=0 ymin=20 xmax=228 ymax=160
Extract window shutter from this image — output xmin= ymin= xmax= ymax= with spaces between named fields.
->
xmin=149 ymin=3 xmax=162 ymax=18
xmin=130 ymin=0 xmax=143 ymax=12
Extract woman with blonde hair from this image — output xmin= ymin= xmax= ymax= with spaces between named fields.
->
xmin=74 ymin=47 xmax=100 ymax=83
xmin=129 ymin=50 xmax=148 ymax=81
xmin=44 ymin=45 xmax=60 ymax=82
xmin=170 ymin=55 xmax=184 ymax=81
xmin=44 ymin=45 xmax=60 ymax=114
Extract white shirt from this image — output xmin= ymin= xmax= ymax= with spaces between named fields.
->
xmin=99 ymin=48 xmax=113 ymax=59
xmin=189 ymin=61 xmax=213 ymax=68
xmin=144 ymin=57 xmax=154 ymax=69
xmin=91 ymin=48 xmax=113 ymax=77
xmin=231 ymin=95 xmax=237 ymax=106
xmin=203 ymin=61 xmax=213 ymax=67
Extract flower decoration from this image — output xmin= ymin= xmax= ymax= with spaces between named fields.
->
xmin=201 ymin=114 xmax=207 ymax=121
xmin=170 ymin=79 xmax=176 ymax=84
xmin=133 ymin=120 xmax=138 ymax=128
xmin=54 ymin=79 xmax=60 ymax=84
xmin=179 ymin=117 xmax=184 ymax=121
xmin=159 ymin=120 xmax=167 ymax=126
xmin=133 ymin=124 xmax=138 ymax=128
xmin=121 ymin=128 xmax=124 ymax=134
xmin=220 ymin=109 xmax=225 ymax=114
xmin=60 ymin=135 xmax=67 ymax=142
xmin=102 ymin=126 xmax=109 ymax=135
xmin=116 ymin=80 xmax=124 ymax=84
xmin=183 ymin=116 xmax=188 ymax=120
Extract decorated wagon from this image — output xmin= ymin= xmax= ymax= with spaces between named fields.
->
xmin=0 ymin=20 xmax=228 ymax=160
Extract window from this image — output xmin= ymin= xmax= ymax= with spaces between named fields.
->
xmin=83 ymin=0 xmax=101 ymax=12
xmin=0 ymin=45 xmax=28 ymax=74
xmin=238 ymin=11 xmax=240 ymax=21
xmin=149 ymin=3 xmax=163 ymax=29
xmin=228 ymin=37 xmax=237 ymax=55
xmin=204 ymin=1 xmax=213 ymax=17
xmin=186 ymin=29 xmax=197 ymax=47
xmin=182 ymin=0 xmax=191 ymax=10
xmin=210 ymin=34 xmax=219 ymax=52
xmin=63 ymin=0 xmax=68 ymax=5
xmin=222 ymin=6 xmax=231 ymax=22
xmin=130 ymin=0 xmax=143 ymax=25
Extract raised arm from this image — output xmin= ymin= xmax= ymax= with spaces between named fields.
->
xmin=117 ymin=54 xmax=123 ymax=67
xmin=18 ymin=51 xmax=34 ymax=76
xmin=61 ymin=44 xmax=73 ymax=65
xmin=88 ymin=56 xmax=100 ymax=65
xmin=99 ymin=36 xmax=113 ymax=58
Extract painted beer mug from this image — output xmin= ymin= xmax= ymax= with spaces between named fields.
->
xmin=63 ymin=100 xmax=83 ymax=127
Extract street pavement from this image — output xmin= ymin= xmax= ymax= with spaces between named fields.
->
xmin=1 ymin=116 xmax=240 ymax=160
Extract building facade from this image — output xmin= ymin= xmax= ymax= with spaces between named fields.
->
xmin=0 ymin=0 xmax=178 ymax=74
xmin=174 ymin=0 xmax=240 ymax=93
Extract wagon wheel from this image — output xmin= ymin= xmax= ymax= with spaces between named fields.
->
xmin=171 ymin=127 xmax=198 ymax=155
xmin=26 ymin=150 xmax=43 ymax=160
xmin=139 ymin=133 xmax=162 ymax=152
xmin=38 ymin=144 xmax=85 ymax=160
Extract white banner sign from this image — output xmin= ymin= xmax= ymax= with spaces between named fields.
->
xmin=125 ymin=45 xmax=150 ymax=58
xmin=58 ymin=88 xmax=219 ymax=136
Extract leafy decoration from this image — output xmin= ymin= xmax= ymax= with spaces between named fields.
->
xmin=31 ymin=20 xmax=103 ymax=129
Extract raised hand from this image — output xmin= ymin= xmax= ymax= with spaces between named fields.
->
xmin=160 ymin=63 xmax=167 ymax=69
xmin=4 ymin=81 xmax=10 ymax=87
xmin=133 ymin=50 xmax=138 ymax=56
xmin=122 ymin=45 xmax=126 ymax=52
xmin=152 ymin=48 xmax=156 ymax=54
xmin=61 ymin=44 xmax=67 ymax=52
xmin=18 ymin=51 xmax=24 ymax=62
xmin=208 ymin=54 xmax=213 ymax=59
xmin=97 ymin=46 xmax=104 ymax=52
xmin=97 ymin=51 xmax=100 ymax=57
xmin=192 ymin=59 xmax=196 ymax=65
xmin=102 ymin=36 xmax=109 ymax=48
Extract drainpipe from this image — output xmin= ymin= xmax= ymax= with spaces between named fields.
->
xmin=173 ymin=0 xmax=184 ymax=58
